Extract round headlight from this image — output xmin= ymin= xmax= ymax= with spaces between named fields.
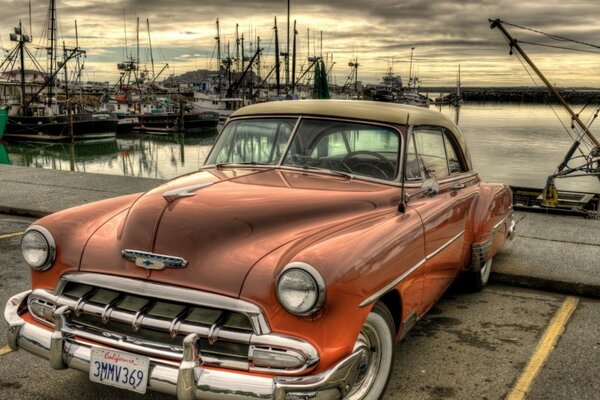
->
xmin=276 ymin=262 xmax=326 ymax=316
xmin=21 ymin=227 xmax=55 ymax=271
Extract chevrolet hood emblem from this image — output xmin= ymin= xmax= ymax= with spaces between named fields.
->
xmin=121 ymin=249 xmax=189 ymax=270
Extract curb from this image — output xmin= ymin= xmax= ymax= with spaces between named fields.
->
xmin=0 ymin=207 xmax=51 ymax=219
xmin=491 ymin=272 xmax=600 ymax=299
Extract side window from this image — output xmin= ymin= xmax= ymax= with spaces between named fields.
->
xmin=410 ymin=128 xmax=465 ymax=180
xmin=413 ymin=129 xmax=449 ymax=179
xmin=405 ymin=131 xmax=423 ymax=180
xmin=444 ymin=133 xmax=464 ymax=174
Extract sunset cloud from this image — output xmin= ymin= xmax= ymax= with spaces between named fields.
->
xmin=1 ymin=0 xmax=598 ymax=86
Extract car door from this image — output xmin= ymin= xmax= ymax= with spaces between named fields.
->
xmin=406 ymin=126 xmax=478 ymax=314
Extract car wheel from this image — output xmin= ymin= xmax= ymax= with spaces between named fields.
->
xmin=347 ymin=302 xmax=395 ymax=400
xmin=466 ymin=257 xmax=493 ymax=292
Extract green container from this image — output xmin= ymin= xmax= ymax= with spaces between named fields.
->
xmin=0 ymin=107 xmax=7 ymax=139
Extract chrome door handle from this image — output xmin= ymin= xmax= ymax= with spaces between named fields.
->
xmin=452 ymin=183 xmax=466 ymax=190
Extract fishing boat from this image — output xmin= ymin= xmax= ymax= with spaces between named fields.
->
xmin=397 ymin=48 xmax=429 ymax=108
xmin=1 ymin=2 xmax=117 ymax=142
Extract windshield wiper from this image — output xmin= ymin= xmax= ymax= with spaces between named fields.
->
xmin=215 ymin=162 xmax=273 ymax=169
xmin=298 ymin=165 xmax=354 ymax=180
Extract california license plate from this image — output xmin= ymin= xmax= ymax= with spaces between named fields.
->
xmin=89 ymin=348 xmax=149 ymax=394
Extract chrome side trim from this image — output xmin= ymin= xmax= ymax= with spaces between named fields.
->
xmin=56 ymin=273 xmax=270 ymax=335
xmin=359 ymin=230 xmax=465 ymax=307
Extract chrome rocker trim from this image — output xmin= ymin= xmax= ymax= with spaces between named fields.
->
xmin=6 ymin=290 xmax=367 ymax=400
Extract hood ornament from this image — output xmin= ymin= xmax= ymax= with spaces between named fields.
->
xmin=162 ymin=182 xmax=214 ymax=203
xmin=122 ymin=249 xmax=188 ymax=271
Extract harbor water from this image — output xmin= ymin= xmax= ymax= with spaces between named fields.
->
xmin=1 ymin=102 xmax=599 ymax=193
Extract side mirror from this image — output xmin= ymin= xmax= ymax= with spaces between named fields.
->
xmin=398 ymin=178 xmax=439 ymax=212
xmin=421 ymin=179 xmax=440 ymax=197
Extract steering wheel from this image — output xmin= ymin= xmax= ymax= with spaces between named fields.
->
xmin=341 ymin=151 xmax=396 ymax=180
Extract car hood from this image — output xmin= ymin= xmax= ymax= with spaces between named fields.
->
xmin=80 ymin=168 xmax=398 ymax=297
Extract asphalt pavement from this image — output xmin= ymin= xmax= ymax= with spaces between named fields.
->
xmin=1 ymin=163 xmax=598 ymax=299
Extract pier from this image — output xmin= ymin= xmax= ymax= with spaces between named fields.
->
xmin=0 ymin=164 xmax=598 ymax=298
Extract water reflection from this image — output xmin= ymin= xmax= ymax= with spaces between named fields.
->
xmin=3 ymin=104 xmax=599 ymax=194
xmin=5 ymin=128 xmax=218 ymax=179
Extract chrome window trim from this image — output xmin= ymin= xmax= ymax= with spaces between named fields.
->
xmin=359 ymin=230 xmax=465 ymax=307
xmin=54 ymin=273 xmax=271 ymax=335
xmin=403 ymin=171 xmax=479 ymax=188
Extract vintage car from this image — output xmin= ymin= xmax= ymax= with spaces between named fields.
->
xmin=5 ymin=100 xmax=514 ymax=399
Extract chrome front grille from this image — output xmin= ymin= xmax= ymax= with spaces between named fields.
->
xmin=27 ymin=273 xmax=319 ymax=375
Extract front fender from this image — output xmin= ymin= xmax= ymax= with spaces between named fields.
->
xmin=239 ymin=207 xmax=425 ymax=373
xmin=28 ymin=193 xmax=142 ymax=290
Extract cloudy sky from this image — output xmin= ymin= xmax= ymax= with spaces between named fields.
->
xmin=1 ymin=0 xmax=599 ymax=87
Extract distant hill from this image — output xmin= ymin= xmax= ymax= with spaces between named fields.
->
xmin=163 ymin=69 xmax=261 ymax=87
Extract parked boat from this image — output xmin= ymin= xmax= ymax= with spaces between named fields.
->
xmin=398 ymin=89 xmax=430 ymax=108
xmin=1 ymin=3 xmax=117 ymax=142
xmin=0 ymin=106 xmax=7 ymax=140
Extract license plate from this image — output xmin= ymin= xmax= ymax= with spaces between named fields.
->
xmin=89 ymin=348 xmax=149 ymax=394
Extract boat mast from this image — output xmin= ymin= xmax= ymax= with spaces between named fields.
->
xmin=408 ymin=47 xmax=414 ymax=89
xmin=235 ymin=24 xmax=240 ymax=73
xmin=490 ymin=19 xmax=600 ymax=149
xmin=457 ymin=64 xmax=461 ymax=99
xmin=286 ymin=0 xmax=290 ymax=92
xmin=215 ymin=18 xmax=222 ymax=94
xmin=47 ymin=0 xmax=57 ymax=108
xmin=291 ymin=20 xmax=297 ymax=94
xmin=274 ymin=17 xmax=280 ymax=96
xmin=147 ymin=18 xmax=156 ymax=80
xmin=18 ymin=22 xmax=27 ymax=111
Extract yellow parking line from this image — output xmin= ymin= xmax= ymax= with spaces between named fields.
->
xmin=0 ymin=232 xmax=24 ymax=240
xmin=506 ymin=296 xmax=579 ymax=400
xmin=0 ymin=346 xmax=13 ymax=356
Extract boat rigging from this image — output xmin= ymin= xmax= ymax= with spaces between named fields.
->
xmin=490 ymin=19 xmax=600 ymax=208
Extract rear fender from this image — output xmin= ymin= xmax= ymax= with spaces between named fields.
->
xmin=468 ymin=184 xmax=513 ymax=272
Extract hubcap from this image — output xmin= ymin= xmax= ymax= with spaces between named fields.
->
xmin=347 ymin=322 xmax=382 ymax=399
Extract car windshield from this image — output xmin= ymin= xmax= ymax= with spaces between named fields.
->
xmin=206 ymin=117 xmax=400 ymax=182
xmin=206 ymin=118 xmax=296 ymax=165
xmin=283 ymin=119 xmax=400 ymax=181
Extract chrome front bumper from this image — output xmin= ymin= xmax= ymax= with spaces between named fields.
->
xmin=5 ymin=291 xmax=366 ymax=400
